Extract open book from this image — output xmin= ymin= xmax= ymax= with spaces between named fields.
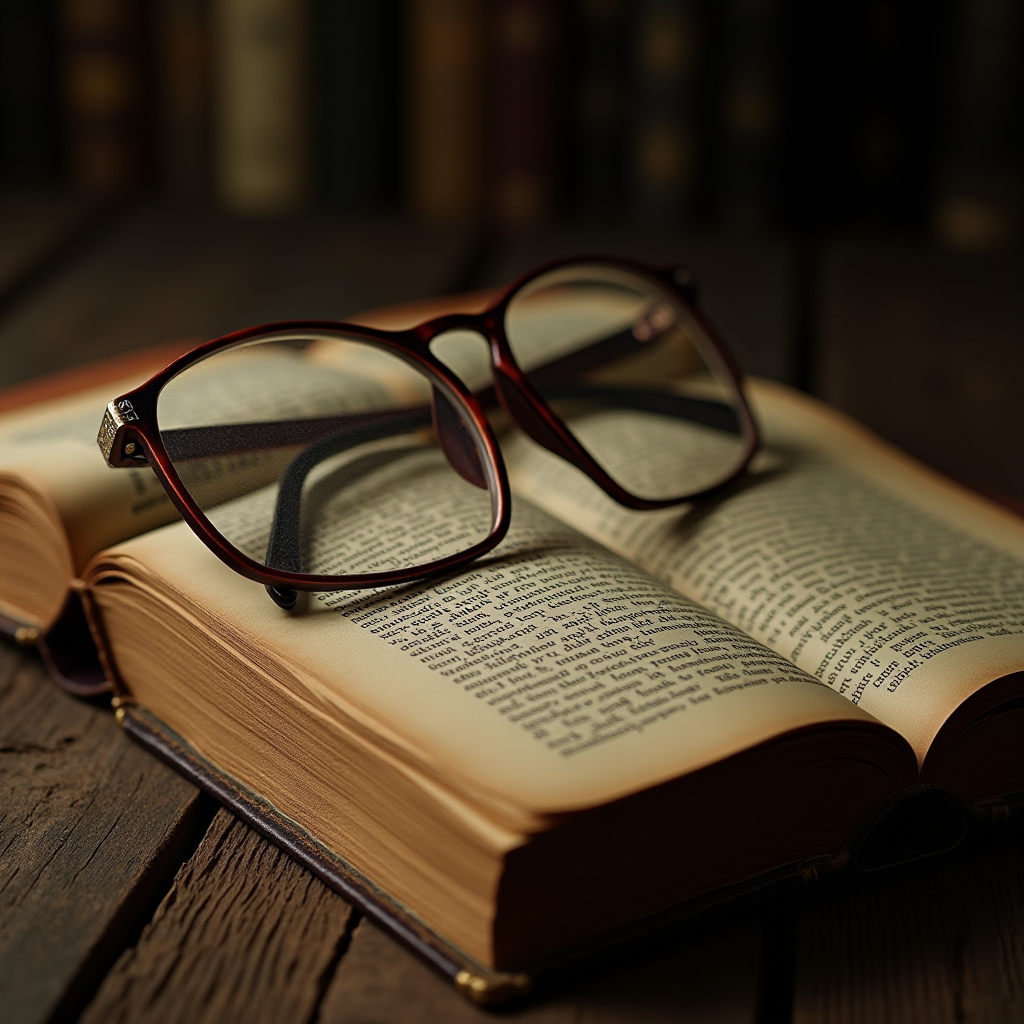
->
xmin=1 ymin=297 xmax=1022 ymax=1003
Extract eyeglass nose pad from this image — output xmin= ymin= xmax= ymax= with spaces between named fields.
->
xmin=431 ymin=386 xmax=488 ymax=489
xmin=493 ymin=370 xmax=583 ymax=466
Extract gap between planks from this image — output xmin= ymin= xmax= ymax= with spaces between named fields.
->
xmin=792 ymin=839 xmax=1024 ymax=1024
xmin=82 ymin=807 xmax=764 ymax=1024
xmin=0 ymin=644 xmax=215 ymax=1024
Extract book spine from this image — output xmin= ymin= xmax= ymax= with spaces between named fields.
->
xmin=629 ymin=0 xmax=704 ymax=228
xmin=311 ymin=0 xmax=400 ymax=213
xmin=213 ymin=0 xmax=307 ymax=215
xmin=489 ymin=0 xmax=565 ymax=230
xmin=59 ymin=0 xmax=150 ymax=193
xmin=714 ymin=0 xmax=784 ymax=230
xmin=933 ymin=0 xmax=1024 ymax=250
xmin=571 ymin=0 xmax=629 ymax=221
xmin=406 ymin=0 xmax=485 ymax=223
xmin=0 ymin=0 xmax=62 ymax=184
xmin=847 ymin=1 xmax=940 ymax=232
xmin=155 ymin=0 xmax=211 ymax=202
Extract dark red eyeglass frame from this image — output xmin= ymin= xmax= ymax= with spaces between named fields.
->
xmin=97 ymin=256 xmax=759 ymax=601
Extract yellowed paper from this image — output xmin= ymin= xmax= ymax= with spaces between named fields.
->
xmin=89 ymin=488 xmax=886 ymax=820
xmin=503 ymin=379 xmax=1024 ymax=765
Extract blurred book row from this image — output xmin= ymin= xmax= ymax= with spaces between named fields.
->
xmin=1 ymin=0 xmax=1022 ymax=248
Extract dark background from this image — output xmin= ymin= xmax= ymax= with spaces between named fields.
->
xmin=1 ymin=6 xmax=1023 ymax=1021
xmin=0 ymin=0 xmax=1022 ymax=497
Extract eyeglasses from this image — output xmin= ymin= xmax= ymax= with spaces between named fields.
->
xmin=98 ymin=257 xmax=758 ymax=608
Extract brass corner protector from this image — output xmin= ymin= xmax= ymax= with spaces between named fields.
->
xmin=14 ymin=625 xmax=40 ymax=646
xmin=111 ymin=694 xmax=137 ymax=727
xmin=455 ymin=968 xmax=532 ymax=1006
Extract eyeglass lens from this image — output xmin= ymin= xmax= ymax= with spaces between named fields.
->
xmin=504 ymin=264 xmax=748 ymax=502
xmin=154 ymin=267 xmax=749 ymax=580
xmin=155 ymin=333 xmax=498 ymax=579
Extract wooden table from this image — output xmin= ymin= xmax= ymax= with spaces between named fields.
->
xmin=1 ymin=196 xmax=1021 ymax=1024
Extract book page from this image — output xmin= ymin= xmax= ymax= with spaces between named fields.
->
xmin=87 ymin=471 xmax=907 ymax=820
xmin=0 ymin=342 xmax=414 ymax=578
xmin=503 ymin=380 xmax=1024 ymax=766
xmin=0 ymin=382 xmax=178 ymax=571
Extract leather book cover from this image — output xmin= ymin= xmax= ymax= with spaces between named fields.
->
xmin=111 ymin=702 xmax=1002 ymax=1006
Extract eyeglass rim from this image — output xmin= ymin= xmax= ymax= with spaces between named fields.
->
xmin=98 ymin=255 xmax=759 ymax=592
xmin=101 ymin=326 xmax=514 ymax=592
xmin=486 ymin=257 xmax=758 ymax=508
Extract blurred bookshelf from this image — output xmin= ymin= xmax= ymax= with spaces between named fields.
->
xmin=1 ymin=0 xmax=1022 ymax=502
xmin=0 ymin=0 xmax=1019 ymax=246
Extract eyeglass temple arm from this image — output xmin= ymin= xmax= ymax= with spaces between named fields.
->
xmin=159 ymin=310 xmax=729 ymax=462
xmin=533 ymin=383 xmax=741 ymax=433
xmin=159 ymin=409 xmax=415 ymax=462
xmin=258 ymin=384 xmax=738 ymax=609
xmin=260 ymin=406 xmax=434 ymax=608
xmin=158 ymin=381 xmax=739 ymax=470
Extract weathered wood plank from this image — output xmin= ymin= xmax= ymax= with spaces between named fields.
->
xmin=476 ymin=228 xmax=799 ymax=384
xmin=79 ymin=797 xmax=760 ymax=1023
xmin=0 ymin=644 xmax=212 ymax=1024
xmin=792 ymin=841 xmax=1024 ymax=1024
xmin=81 ymin=809 xmax=356 ymax=1024
xmin=319 ymin=914 xmax=762 ymax=1023
xmin=0 ymin=208 xmax=478 ymax=390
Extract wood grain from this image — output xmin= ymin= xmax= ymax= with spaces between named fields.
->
xmin=0 ymin=208 xmax=478 ymax=389
xmin=319 ymin=914 xmax=762 ymax=1023
xmin=81 ymin=809 xmax=357 ymax=1024
xmin=0 ymin=644 xmax=211 ymax=1024
xmin=792 ymin=841 xmax=1024 ymax=1024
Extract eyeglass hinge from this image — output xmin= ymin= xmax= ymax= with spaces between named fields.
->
xmin=98 ymin=400 xmax=146 ymax=467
